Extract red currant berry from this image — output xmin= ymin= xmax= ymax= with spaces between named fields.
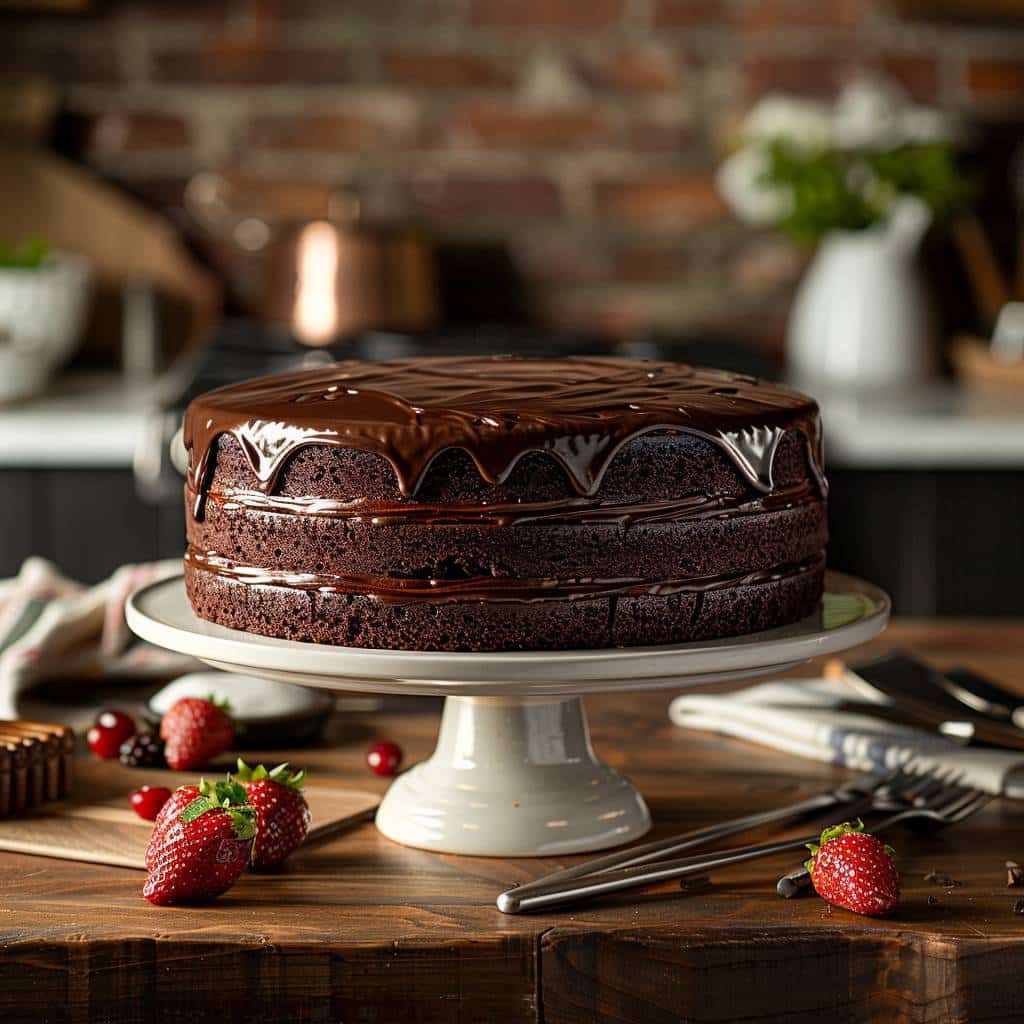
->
xmin=366 ymin=740 xmax=403 ymax=777
xmin=130 ymin=785 xmax=172 ymax=821
xmin=87 ymin=710 xmax=136 ymax=759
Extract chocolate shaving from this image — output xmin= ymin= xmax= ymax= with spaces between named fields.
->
xmin=927 ymin=895 xmax=940 ymax=907
xmin=1014 ymin=898 xmax=1024 ymax=916
xmin=924 ymin=869 xmax=965 ymax=888
xmin=1007 ymin=861 xmax=1024 ymax=888
xmin=679 ymin=876 xmax=712 ymax=893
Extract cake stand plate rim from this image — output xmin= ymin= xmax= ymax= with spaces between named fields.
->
xmin=126 ymin=571 xmax=889 ymax=694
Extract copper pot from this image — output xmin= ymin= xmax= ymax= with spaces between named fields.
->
xmin=185 ymin=172 xmax=438 ymax=343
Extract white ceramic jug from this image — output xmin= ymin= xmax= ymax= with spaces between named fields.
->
xmin=786 ymin=197 xmax=936 ymax=390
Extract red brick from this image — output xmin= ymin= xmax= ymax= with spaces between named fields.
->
xmin=879 ymin=53 xmax=940 ymax=103
xmin=152 ymin=44 xmax=351 ymax=85
xmin=513 ymin=233 xmax=613 ymax=286
xmin=468 ymin=0 xmax=625 ymax=31
xmin=967 ymin=58 xmax=1024 ymax=103
xmin=408 ymin=174 xmax=562 ymax=219
xmin=653 ymin=0 xmax=731 ymax=28
xmin=625 ymin=117 xmax=694 ymax=152
xmin=125 ymin=0 xmax=444 ymax=24
xmin=613 ymin=242 xmax=691 ymax=282
xmin=381 ymin=48 xmax=513 ymax=89
xmin=587 ymin=47 xmax=686 ymax=93
xmin=737 ymin=0 xmax=867 ymax=31
xmin=248 ymin=112 xmax=413 ymax=152
xmin=594 ymin=175 xmax=727 ymax=229
xmin=448 ymin=102 xmax=607 ymax=150
xmin=89 ymin=111 xmax=190 ymax=154
xmin=4 ymin=38 xmax=120 ymax=84
xmin=744 ymin=53 xmax=855 ymax=99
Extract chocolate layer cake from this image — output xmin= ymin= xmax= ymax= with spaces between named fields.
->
xmin=182 ymin=357 xmax=828 ymax=651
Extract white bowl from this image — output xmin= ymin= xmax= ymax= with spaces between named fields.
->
xmin=0 ymin=251 xmax=93 ymax=402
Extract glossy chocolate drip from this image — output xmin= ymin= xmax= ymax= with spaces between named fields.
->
xmin=184 ymin=357 xmax=824 ymax=520
xmin=195 ymin=480 xmax=817 ymax=529
xmin=185 ymin=547 xmax=825 ymax=606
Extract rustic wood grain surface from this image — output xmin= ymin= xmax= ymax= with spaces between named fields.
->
xmin=1 ymin=620 xmax=1023 ymax=1023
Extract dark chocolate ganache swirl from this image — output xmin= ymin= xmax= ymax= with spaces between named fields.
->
xmin=184 ymin=356 xmax=825 ymax=520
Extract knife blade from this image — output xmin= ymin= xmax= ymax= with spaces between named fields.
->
xmin=849 ymin=653 xmax=1024 ymax=751
xmin=943 ymin=666 xmax=1024 ymax=729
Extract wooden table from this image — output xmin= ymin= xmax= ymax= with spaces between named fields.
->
xmin=2 ymin=621 xmax=1024 ymax=1023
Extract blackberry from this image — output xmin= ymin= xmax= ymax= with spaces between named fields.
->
xmin=119 ymin=731 xmax=166 ymax=768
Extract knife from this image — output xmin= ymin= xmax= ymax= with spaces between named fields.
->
xmin=943 ymin=666 xmax=1024 ymax=730
xmin=848 ymin=653 xmax=1024 ymax=751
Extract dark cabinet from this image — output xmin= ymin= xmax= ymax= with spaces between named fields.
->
xmin=0 ymin=470 xmax=184 ymax=583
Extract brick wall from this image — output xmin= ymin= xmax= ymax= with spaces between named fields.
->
xmin=5 ymin=0 xmax=1024 ymax=346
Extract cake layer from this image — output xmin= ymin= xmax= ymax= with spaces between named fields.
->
xmin=184 ymin=557 xmax=825 ymax=650
xmin=187 ymin=489 xmax=826 ymax=582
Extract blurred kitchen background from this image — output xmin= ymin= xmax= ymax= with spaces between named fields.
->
xmin=2 ymin=0 xmax=1024 ymax=616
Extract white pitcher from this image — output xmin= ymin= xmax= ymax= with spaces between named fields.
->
xmin=786 ymin=197 xmax=936 ymax=390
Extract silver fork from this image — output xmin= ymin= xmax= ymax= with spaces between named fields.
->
xmin=496 ymin=770 xmax=991 ymax=914
xmin=499 ymin=766 xmax=919 ymax=909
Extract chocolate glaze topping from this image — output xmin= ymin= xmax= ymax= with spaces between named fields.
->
xmin=193 ymin=480 xmax=818 ymax=529
xmin=185 ymin=547 xmax=825 ymax=606
xmin=184 ymin=356 xmax=824 ymax=519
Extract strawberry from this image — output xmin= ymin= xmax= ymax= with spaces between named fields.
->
xmin=160 ymin=695 xmax=235 ymax=771
xmin=806 ymin=820 xmax=900 ymax=917
xmin=145 ymin=782 xmax=207 ymax=870
xmin=234 ymin=760 xmax=311 ymax=868
xmin=143 ymin=781 xmax=256 ymax=906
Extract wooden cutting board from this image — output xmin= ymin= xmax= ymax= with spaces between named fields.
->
xmin=0 ymin=760 xmax=379 ymax=869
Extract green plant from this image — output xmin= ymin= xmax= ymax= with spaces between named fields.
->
xmin=762 ymin=141 xmax=974 ymax=241
xmin=0 ymin=238 xmax=50 ymax=269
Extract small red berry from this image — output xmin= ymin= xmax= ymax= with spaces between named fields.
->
xmin=87 ymin=709 xmax=136 ymax=759
xmin=366 ymin=740 xmax=403 ymax=776
xmin=130 ymin=785 xmax=173 ymax=821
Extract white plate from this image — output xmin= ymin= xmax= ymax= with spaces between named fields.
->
xmin=126 ymin=571 xmax=889 ymax=697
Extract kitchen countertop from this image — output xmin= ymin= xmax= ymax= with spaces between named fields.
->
xmin=2 ymin=619 xmax=1024 ymax=1023
xmin=818 ymin=384 xmax=1024 ymax=469
xmin=0 ymin=373 xmax=155 ymax=468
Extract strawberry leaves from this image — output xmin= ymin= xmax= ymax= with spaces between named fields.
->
xmin=235 ymin=759 xmax=306 ymax=790
xmin=179 ymin=776 xmax=256 ymax=840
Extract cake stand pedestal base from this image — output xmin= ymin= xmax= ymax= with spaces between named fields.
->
xmin=375 ymin=695 xmax=651 ymax=856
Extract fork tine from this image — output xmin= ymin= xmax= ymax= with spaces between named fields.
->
xmin=946 ymin=791 xmax=993 ymax=823
xmin=892 ymin=765 xmax=958 ymax=801
xmin=939 ymin=787 xmax=990 ymax=819
xmin=910 ymin=768 xmax=965 ymax=802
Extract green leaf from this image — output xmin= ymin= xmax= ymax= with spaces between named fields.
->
xmin=228 ymin=807 xmax=257 ymax=842
xmin=180 ymin=796 xmax=217 ymax=823
xmin=0 ymin=237 xmax=50 ymax=269
xmin=205 ymin=692 xmax=233 ymax=717
xmin=760 ymin=139 xmax=976 ymax=242
xmin=235 ymin=760 xmax=306 ymax=790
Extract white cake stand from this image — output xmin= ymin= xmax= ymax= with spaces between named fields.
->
xmin=126 ymin=571 xmax=888 ymax=857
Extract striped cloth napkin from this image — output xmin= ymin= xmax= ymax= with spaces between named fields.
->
xmin=0 ymin=558 xmax=198 ymax=718
xmin=669 ymin=676 xmax=1024 ymax=798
